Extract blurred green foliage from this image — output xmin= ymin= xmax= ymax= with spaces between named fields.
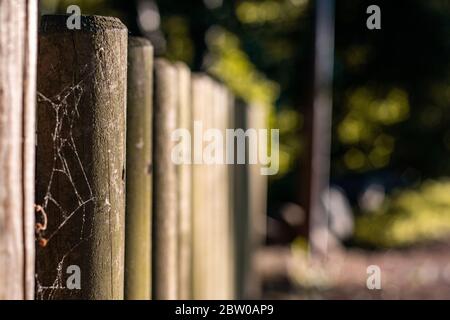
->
xmin=162 ymin=16 xmax=194 ymax=64
xmin=37 ymin=0 xmax=450 ymax=179
xmin=40 ymin=1 xmax=450 ymax=245
xmin=338 ymin=87 xmax=408 ymax=171
xmin=157 ymin=0 xmax=307 ymax=178
xmin=333 ymin=1 xmax=450 ymax=178
xmin=40 ymin=0 xmax=310 ymax=179
xmin=355 ymin=180 xmax=450 ymax=248
xmin=235 ymin=0 xmax=307 ymax=25
xmin=205 ymin=26 xmax=279 ymax=109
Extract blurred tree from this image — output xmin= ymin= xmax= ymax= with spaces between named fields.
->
xmin=333 ymin=0 xmax=450 ymax=180
xmin=40 ymin=0 xmax=450 ymax=236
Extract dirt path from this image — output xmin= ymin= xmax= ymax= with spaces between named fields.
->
xmin=259 ymin=241 xmax=450 ymax=299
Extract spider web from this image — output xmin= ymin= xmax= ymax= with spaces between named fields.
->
xmin=35 ymin=69 xmax=96 ymax=300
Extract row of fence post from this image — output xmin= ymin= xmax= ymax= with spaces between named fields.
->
xmin=0 ymin=9 xmax=268 ymax=300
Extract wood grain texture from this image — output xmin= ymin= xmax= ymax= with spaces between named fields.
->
xmin=209 ymin=81 xmax=220 ymax=299
xmin=175 ymin=63 xmax=192 ymax=300
xmin=191 ymin=74 xmax=208 ymax=299
xmin=216 ymin=85 xmax=234 ymax=299
xmin=203 ymin=77 xmax=215 ymax=299
xmin=0 ymin=0 xmax=37 ymax=300
xmin=125 ymin=37 xmax=153 ymax=300
xmin=153 ymin=59 xmax=178 ymax=300
xmin=246 ymin=104 xmax=268 ymax=298
xmin=225 ymin=90 xmax=236 ymax=299
xmin=36 ymin=15 xmax=127 ymax=300
xmin=223 ymin=86 xmax=235 ymax=299
xmin=232 ymin=100 xmax=251 ymax=299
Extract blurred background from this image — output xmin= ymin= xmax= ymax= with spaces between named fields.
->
xmin=41 ymin=0 xmax=450 ymax=299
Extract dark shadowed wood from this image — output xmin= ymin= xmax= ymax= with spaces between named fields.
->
xmin=125 ymin=37 xmax=153 ymax=300
xmin=232 ymin=100 xmax=251 ymax=299
xmin=153 ymin=59 xmax=178 ymax=300
xmin=0 ymin=0 xmax=37 ymax=300
xmin=36 ymin=15 xmax=127 ymax=300
xmin=226 ymin=91 xmax=237 ymax=299
xmin=300 ymin=0 xmax=335 ymax=258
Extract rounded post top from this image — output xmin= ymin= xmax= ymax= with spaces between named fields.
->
xmin=40 ymin=15 xmax=127 ymax=33
xmin=128 ymin=37 xmax=152 ymax=49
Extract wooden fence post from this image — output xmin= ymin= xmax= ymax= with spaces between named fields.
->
xmin=214 ymin=83 xmax=234 ymax=299
xmin=153 ymin=59 xmax=178 ymax=299
xmin=246 ymin=104 xmax=269 ymax=298
xmin=125 ymin=37 xmax=153 ymax=300
xmin=225 ymin=90 xmax=237 ymax=300
xmin=232 ymin=100 xmax=251 ymax=299
xmin=191 ymin=77 xmax=236 ymax=299
xmin=211 ymin=82 xmax=223 ymax=299
xmin=230 ymin=101 xmax=269 ymax=299
xmin=0 ymin=0 xmax=37 ymax=300
xmin=175 ymin=63 xmax=192 ymax=300
xmin=203 ymin=77 xmax=215 ymax=299
xmin=191 ymin=74 xmax=208 ymax=299
xmin=35 ymin=15 xmax=127 ymax=300
xmin=188 ymin=78 xmax=239 ymax=300
xmin=223 ymin=87 xmax=236 ymax=299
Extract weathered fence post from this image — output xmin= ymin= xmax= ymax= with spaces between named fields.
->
xmin=175 ymin=63 xmax=192 ymax=300
xmin=225 ymin=90 xmax=237 ymax=300
xmin=223 ymin=87 xmax=236 ymax=299
xmin=231 ymin=102 xmax=269 ymax=299
xmin=125 ymin=37 xmax=153 ymax=300
xmin=0 ymin=0 xmax=37 ymax=300
xmin=213 ymin=83 xmax=234 ymax=299
xmin=203 ymin=77 xmax=215 ymax=299
xmin=153 ymin=59 xmax=178 ymax=299
xmin=191 ymin=76 xmax=236 ymax=299
xmin=191 ymin=74 xmax=208 ymax=299
xmin=247 ymin=104 xmax=269 ymax=298
xmin=232 ymin=100 xmax=251 ymax=299
xmin=211 ymin=82 xmax=223 ymax=299
xmin=36 ymin=15 xmax=127 ymax=300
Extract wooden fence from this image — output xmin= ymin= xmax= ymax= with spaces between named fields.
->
xmin=0 ymin=9 xmax=268 ymax=300
xmin=0 ymin=0 xmax=37 ymax=300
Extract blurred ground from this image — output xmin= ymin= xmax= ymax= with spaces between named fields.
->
xmin=259 ymin=240 xmax=450 ymax=299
